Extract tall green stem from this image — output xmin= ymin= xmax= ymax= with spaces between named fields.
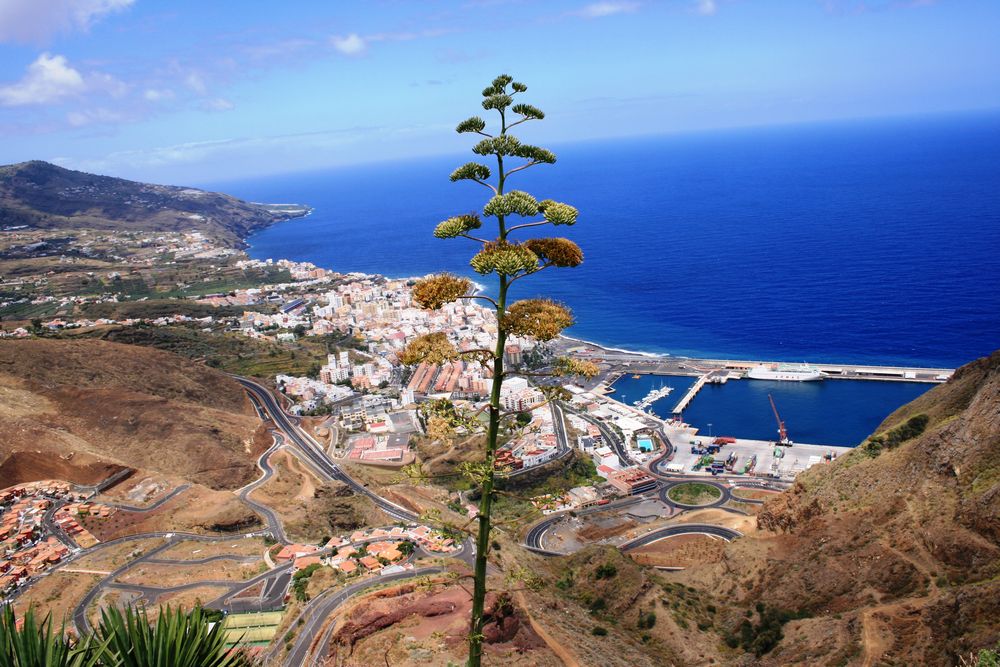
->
xmin=468 ymin=275 xmax=507 ymax=667
xmin=468 ymin=124 xmax=510 ymax=667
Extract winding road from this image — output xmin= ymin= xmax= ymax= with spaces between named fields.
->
xmin=236 ymin=377 xmax=417 ymax=522
xmin=280 ymin=566 xmax=446 ymax=667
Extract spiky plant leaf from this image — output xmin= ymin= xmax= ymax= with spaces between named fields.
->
xmin=0 ymin=606 xmax=104 ymax=667
xmin=97 ymin=605 xmax=249 ymax=667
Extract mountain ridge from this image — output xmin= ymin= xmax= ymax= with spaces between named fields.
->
xmin=0 ymin=160 xmax=309 ymax=247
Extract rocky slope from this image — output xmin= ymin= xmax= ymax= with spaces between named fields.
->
xmin=0 ymin=338 xmax=261 ymax=489
xmin=0 ymin=161 xmax=308 ymax=246
xmin=700 ymin=350 xmax=1000 ymax=665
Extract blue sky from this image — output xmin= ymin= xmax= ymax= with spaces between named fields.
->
xmin=1 ymin=0 xmax=998 ymax=184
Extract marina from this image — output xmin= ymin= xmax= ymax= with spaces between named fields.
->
xmin=607 ymin=371 xmax=935 ymax=447
xmin=632 ymin=383 xmax=674 ymax=411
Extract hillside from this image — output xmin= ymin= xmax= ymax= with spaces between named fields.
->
xmin=0 ymin=161 xmax=308 ymax=247
xmin=0 ymin=338 xmax=261 ymax=489
xmin=683 ymin=351 xmax=1000 ymax=665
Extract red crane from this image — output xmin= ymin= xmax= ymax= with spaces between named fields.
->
xmin=768 ymin=394 xmax=791 ymax=445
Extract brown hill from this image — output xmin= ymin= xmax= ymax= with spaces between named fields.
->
xmin=686 ymin=351 xmax=1000 ymax=666
xmin=0 ymin=160 xmax=308 ymax=247
xmin=0 ymin=338 xmax=260 ymax=489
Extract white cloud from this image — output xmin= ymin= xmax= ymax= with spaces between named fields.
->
xmin=0 ymin=52 xmax=127 ymax=106
xmin=576 ymin=1 xmax=640 ymax=18
xmin=183 ymin=71 xmax=208 ymax=94
xmin=0 ymin=53 xmax=85 ymax=106
xmin=0 ymin=0 xmax=133 ymax=44
xmin=694 ymin=0 xmax=717 ymax=15
xmin=143 ymin=88 xmax=174 ymax=102
xmin=201 ymin=97 xmax=234 ymax=112
xmin=331 ymin=33 xmax=366 ymax=56
xmin=66 ymin=106 xmax=126 ymax=127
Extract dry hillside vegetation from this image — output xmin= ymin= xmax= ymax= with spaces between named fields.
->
xmin=0 ymin=338 xmax=259 ymax=489
xmin=677 ymin=350 xmax=1000 ymax=666
xmin=249 ymin=450 xmax=384 ymax=542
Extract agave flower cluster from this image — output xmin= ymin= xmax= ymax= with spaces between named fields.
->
xmin=397 ymin=74 xmax=596 ymax=667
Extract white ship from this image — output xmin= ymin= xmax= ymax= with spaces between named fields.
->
xmin=747 ymin=363 xmax=824 ymax=382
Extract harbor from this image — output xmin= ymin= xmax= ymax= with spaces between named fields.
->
xmin=574 ymin=341 xmax=955 ymax=449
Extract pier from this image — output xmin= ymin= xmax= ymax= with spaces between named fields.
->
xmin=672 ymin=373 xmax=709 ymax=416
xmin=634 ymin=385 xmax=674 ymax=410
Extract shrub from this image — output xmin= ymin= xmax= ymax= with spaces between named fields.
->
xmin=865 ymin=413 xmax=930 ymax=456
xmin=591 ymin=626 xmax=608 ymax=636
xmin=637 ymin=611 xmax=657 ymax=629
xmin=594 ymin=563 xmax=617 ymax=580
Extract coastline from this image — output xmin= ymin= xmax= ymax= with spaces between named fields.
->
xmin=557 ymin=333 xmax=667 ymax=360
xmin=241 ymin=221 xmax=964 ymax=372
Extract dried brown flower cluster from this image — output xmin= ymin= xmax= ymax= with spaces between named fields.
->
xmin=553 ymin=357 xmax=600 ymax=378
xmin=502 ymin=299 xmax=573 ymax=341
xmin=398 ymin=332 xmax=459 ymax=365
xmin=523 ymin=237 xmax=583 ymax=267
xmin=412 ymin=274 xmax=473 ymax=310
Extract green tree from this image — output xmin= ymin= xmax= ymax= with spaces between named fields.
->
xmin=397 ymin=74 xmax=596 ymax=667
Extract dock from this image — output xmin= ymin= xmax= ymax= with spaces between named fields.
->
xmin=672 ymin=373 xmax=708 ymax=415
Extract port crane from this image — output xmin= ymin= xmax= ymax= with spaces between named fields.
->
xmin=768 ymin=393 xmax=792 ymax=445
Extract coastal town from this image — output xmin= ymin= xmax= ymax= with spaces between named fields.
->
xmin=0 ymin=178 xmax=968 ymax=666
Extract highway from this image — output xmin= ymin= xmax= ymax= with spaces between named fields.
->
xmin=236 ymin=376 xmax=417 ymax=522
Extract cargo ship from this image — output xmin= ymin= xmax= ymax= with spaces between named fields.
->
xmin=747 ymin=363 xmax=824 ymax=382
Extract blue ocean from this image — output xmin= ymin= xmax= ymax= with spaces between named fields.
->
xmin=206 ymin=112 xmax=1000 ymax=444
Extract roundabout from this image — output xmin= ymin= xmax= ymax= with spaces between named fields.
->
xmin=663 ymin=481 xmax=724 ymax=508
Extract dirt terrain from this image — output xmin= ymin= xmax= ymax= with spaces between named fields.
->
xmin=628 ymin=534 xmax=727 ymax=568
xmin=676 ymin=350 xmax=1000 ymax=665
xmin=0 ymin=338 xmax=260 ymax=489
xmin=248 ymin=450 xmax=384 ymax=543
xmin=324 ymin=580 xmax=560 ymax=666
